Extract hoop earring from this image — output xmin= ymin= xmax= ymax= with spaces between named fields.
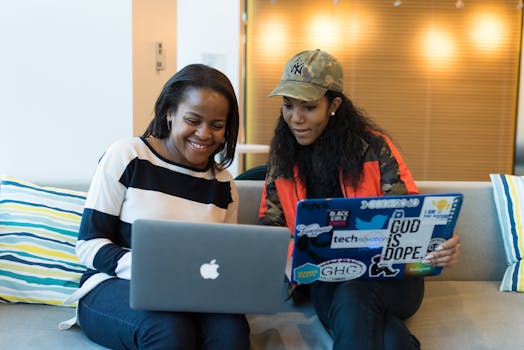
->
xmin=166 ymin=117 xmax=172 ymax=132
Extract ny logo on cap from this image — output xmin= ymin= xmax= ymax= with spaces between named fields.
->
xmin=290 ymin=61 xmax=305 ymax=75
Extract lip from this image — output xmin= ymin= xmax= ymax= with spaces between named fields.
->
xmin=293 ymin=128 xmax=311 ymax=137
xmin=188 ymin=140 xmax=213 ymax=152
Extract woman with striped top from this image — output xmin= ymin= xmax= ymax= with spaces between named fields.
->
xmin=72 ymin=64 xmax=249 ymax=350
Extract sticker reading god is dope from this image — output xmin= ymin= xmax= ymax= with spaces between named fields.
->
xmin=318 ymin=258 xmax=367 ymax=282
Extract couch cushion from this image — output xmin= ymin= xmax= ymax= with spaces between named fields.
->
xmin=490 ymin=174 xmax=524 ymax=292
xmin=247 ymin=280 xmax=524 ymax=350
xmin=236 ymin=180 xmax=265 ymax=225
xmin=0 ymin=176 xmax=87 ymax=306
xmin=407 ymin=280 xmax=524 ymax=349
xmin=0 ymin=304 xmax=107 ymax=349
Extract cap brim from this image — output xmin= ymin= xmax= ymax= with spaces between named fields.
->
xmin=268 ymin=81 xmax=327 ymax=101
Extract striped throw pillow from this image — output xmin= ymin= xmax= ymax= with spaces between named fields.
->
xmin=490 ymin=174 xmax=524 ymax=292
xmin=0 ymin=175 xmax=87 ymax=306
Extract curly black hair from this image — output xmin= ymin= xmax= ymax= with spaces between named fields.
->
xmin=268 ymin=90 xmax=381 ymax=192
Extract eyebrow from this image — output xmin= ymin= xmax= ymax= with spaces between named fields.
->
xmin=184 ymin=111 xmax=227 ymax=122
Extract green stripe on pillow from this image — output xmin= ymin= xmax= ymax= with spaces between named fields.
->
xmin=0 ymin=175 xmax=87 ymax=306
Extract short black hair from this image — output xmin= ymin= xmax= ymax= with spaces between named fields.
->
xmin=143 ymin=64 xmax=239 ymax=169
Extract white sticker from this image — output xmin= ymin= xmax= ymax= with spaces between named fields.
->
xmin=420 ymin=196 xmax=456 ymax=224
xmin=380 ymin=217 xmax=434 ymax=264
xmin=296 ymin=223 xmax=332 ymax=238
xmin=318 ymin=258 xmax=367 ymax=282
xmin=331 ymin=229 xmax=388 ymax=249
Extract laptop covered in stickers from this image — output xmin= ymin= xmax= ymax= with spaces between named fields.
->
xmin=290 ymin=193 xmax=463 ymax=284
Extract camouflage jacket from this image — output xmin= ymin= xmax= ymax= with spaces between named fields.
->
xmin=258 ymin=131 xmax=418 ymax=245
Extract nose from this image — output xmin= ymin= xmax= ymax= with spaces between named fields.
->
xmin=195 ymin=124 xmax=212 ymax=139
xmin=289 ymin=109 xmax=304 ymax=124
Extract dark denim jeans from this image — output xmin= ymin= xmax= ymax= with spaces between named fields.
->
xmin=78 ymin=278 xmax=250 ymax=350
xmin=310 ymin=277 xmax=424 ymax=350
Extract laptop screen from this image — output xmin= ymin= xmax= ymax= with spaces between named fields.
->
xmin=291 ymin=193 xmax=463 ymax=284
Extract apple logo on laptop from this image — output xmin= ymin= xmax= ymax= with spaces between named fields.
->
xmin=200 ymin=259 xmax=220 ymax=280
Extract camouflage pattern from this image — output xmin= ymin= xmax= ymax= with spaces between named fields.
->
xmin=257 ymin=170 xmax=286 ymax=227
xmin=269 ymin=49 xmax=344 ymax=101
xmin=363 ymin=131 xmax=412 ymax=196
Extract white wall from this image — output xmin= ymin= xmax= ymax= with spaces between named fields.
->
xmin=177 ymin=0 xmax=244 ymax=176
xmin=0 ymin=0 xmax=244 ymax=183
xmin=0 ymin=0 xmax=133 ymax=184
xmin=177 ymin=0 xmax=240 ymax=98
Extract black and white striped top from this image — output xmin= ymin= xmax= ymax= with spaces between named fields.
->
xmin=76 ymin=136 xmax=238 ymax=286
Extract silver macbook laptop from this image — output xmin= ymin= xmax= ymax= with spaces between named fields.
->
xmin=130 ymin=219 xmax=290 ymax=314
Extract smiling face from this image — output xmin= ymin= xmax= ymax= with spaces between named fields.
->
xmin=165 ymin=87 xmax=229 ymax=169
xmin=281 ymin=95 xmax=341 ymax=146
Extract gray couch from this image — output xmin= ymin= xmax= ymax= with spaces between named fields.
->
xmin=0 ymin=180 xmax=522 ymax=349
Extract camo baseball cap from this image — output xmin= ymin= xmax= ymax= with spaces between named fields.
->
xmin=269 ymin=49 xmax=343 ymax=101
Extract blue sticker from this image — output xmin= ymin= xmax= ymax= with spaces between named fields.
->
xmin=293 ymin=263 xmax=320 ymax=284
xmin=355 ymin=214 xmax=389 ymax=229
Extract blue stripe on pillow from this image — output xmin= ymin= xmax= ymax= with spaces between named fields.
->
xmin=0 ymin=231 xmax=76 ymax=246
xmin=1 ymin=221 xmax=81 ymax=237
xmin=0 ymin=199 xmax=84 ymax=216
xmin=0 ymin=270 xmax=79 ymax=288
xmin=512 ymin=262 xmax=519 ymax=291
xmin=0 ymin=179 xmax=87 ymax=200
xmin=501 ymin=176 xmax=522 ymax=261
xmin=1 ymin=253 xmax=84 ymax=272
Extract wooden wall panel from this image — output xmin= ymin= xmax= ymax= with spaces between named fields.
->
xmin=245 ymin=0 xmax=521 ymax=181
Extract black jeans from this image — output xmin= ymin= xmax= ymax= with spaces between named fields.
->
xmin=78 ymin=278 xmax=250 ymax=350
xmin=310 ymin=277 xmax=424 ymax=350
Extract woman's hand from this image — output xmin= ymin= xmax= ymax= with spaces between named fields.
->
xmin=422 ymin=233 xmax=461 ymax=267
